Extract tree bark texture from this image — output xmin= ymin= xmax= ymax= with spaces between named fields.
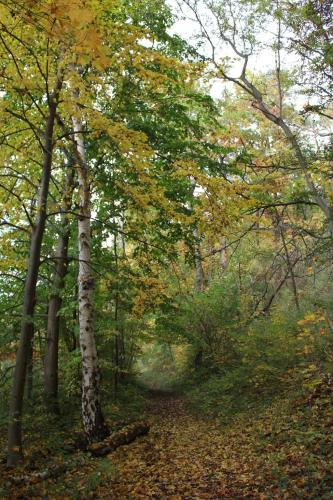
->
xmin=72 ymin=112 xmax=107 ymax=443
xmin=25 ymin=333 xmax=33 ymax=400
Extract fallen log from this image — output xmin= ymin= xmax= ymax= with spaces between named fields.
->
xmin=8 ymin=456 xmax=87 ymax=485
xmin=7 ymin=422 xmax=149 ymax=484
xmin=9 ymin=464 xmax=67 ymax=485
xmin=89 ymin=421 xmax=150 ymax=457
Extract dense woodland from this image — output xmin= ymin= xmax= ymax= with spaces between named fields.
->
xmin=0 ymin=0 xmax=333 ymax=497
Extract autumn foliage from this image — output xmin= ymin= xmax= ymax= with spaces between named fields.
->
xmin=0 ymin=0 xmax=333 ymax=497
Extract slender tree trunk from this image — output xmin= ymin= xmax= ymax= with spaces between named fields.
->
xmin=72 ymin=113 xmax=108 ymax=443
xmin=194 ymin=228 xmax=205 ymax=292
xmin=278 ymin=218 xmax=300 ymax=310
xmin=119 ymin=218 xmax=126 ymax=378
xmin=7 ymin=77 xmax=63 ymax=466
xmin=113 ymin=232 xmax=119 ymax=399
xmin=119 ymin=328 xmax=126 ymax=380
xmin=193 ymin=228 xmax=205 ymax=366
xmin=114 ymin=276 xmax=120 ymax=394
xmin=262 ymin=255 xmax=301 ymax=316
xmin=63 ymin=284 xmax=79 ymax=352
xmin=114 ymin=327 xmax=119 ymax=399
xmin=44 ymin=166 xmax=74 ymax=412
xmin=121 ymin=214 xmax=126 ymax=258
xmin=113 ymin=232 xmax=125 ymax=396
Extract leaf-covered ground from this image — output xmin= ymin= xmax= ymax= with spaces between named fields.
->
xmin=2 ymin=379 xmax=333 ymax=498
xmin=99 ymin=385 xmax=333 ymax=499
xmin=103 ymin=392 xmax=231 ymax=498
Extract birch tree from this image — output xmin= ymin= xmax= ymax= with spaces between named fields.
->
xmin=71 ymin=108 xmax=108 ymax=442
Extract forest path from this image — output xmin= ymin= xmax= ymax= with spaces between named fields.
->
xmin=102 ymin=391 xmax=250 ymax=499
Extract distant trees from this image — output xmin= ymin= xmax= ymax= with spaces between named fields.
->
xmin=285 ymin=0 xmax=333 ymax=117
xmin=179 ymin=0 xmax=333 ymax=233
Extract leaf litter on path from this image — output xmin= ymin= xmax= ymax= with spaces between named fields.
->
xmin=100 ymin=393 xmax=267 ymax=499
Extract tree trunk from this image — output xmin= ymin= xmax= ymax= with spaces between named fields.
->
xmin=44 ymin=165 xmax=75 ymax=413
xmin=194 ymin=228 xmax=205 ymax=291
xmin=7 ymin=76 xmax=63 ymax=466
xmin=277 ymin=217 xmax=300 ymax=310
xmin=113 ymin=232 xmax=119 ymax=399
xmin=25 ymin=333 xmax=33 ymax=400
xmin=118 ymin=222 xmax=126 ymax=379
xmin=72 ymin=113 xmax=108 ymax=443
xmin=238 ymin=72 xmax=333 ymax=234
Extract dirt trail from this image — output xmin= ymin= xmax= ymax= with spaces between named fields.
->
xmin=103 ymin=392 xmax=249 ymax=499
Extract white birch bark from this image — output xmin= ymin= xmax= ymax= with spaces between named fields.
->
xmin=72 ymin=114 xmax=107 ymax=443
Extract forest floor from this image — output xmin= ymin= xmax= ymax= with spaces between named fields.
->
xmin=90 ymin=387 xmax=333 ymax=499
xmin=101 ymin=391 xmax=236 ymax=498
xmin=2 ymin=382 xmax=333 ymax=498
